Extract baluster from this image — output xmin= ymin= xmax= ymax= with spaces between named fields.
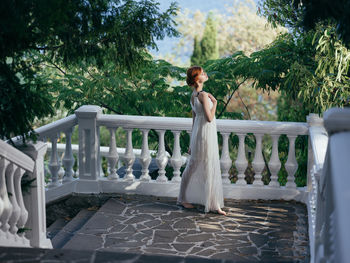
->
xmin=48 ymin=133 xmax=61 ymax=187
xmin=123 ymin=128 xmax=135 ymax=181
xmin=156 ymin=129 xmax=168 ymax=182
xmin=107 ymin=127 xmax=119 ymax=180
xmin=14 ymin=167 xmax=28 ymax=237
xmin=285 ymin=135 xmax=298 ymax=188
xmin=6 ymin=164 xmax=21 ymax=235
xmin=0 ymin=158 xmax=12 ymax=235
xmin=235 ymin=133 xmax=248 ymax=185
xmin=170 ymin=130 xmax=182 ymax=182
xmin=140 ymin=129 xmax=151 ymax=181
xmin=220 ymin=132 xmax=232 ymax=184
xmin=63 ymin=127 xmax=75 ymax=182
xmin=252 ymin=133 xmax=265 ymax=186
xmin=268 ymin=134 xmax=281 ymax=187
xmin=75 ymin=155 xmax=79 ymax=178
xmin=99 ymin=155 xmax=105 ymax=178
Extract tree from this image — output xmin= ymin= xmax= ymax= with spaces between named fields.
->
xmin=190 ymin=36 xmax=203 ymax=65
xmin=200 ymin=14 xmax=219 ymax=63
xmin=0 ymin=0 xmax=178 ymax=141
xmin=190 ymin=14 xmax=219 ymax=66
xmin=260 ymin=0 xmax=350 ymax=47
xmin=172 ymin=0 xmax=286 ymax=65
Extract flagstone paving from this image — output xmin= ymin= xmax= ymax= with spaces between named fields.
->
xmin=60 ymin=194 xmax=310 ymax=262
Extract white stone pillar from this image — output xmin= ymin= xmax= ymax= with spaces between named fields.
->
xmin=170 ymin=130 xmax=182 ymax=182
xmin=107 ymin=127 xmax=119 ymax=180
xmin=5 ymin=163 xmax=21 ymax=235
xmin=75 ymin=105 xmax=102 ymax=180
xmin=235 ymin=133 xmax=248 ymax=185
xmin=14 ymin=167 xmax=27 ymax=238
xmin=252 ymin=133 xmax=265 ymax=186
xmin=285 ymin=135 xmax=298 ymax=188
xmin=123 ymin=128 xmax=135 ymax=181
xmin=21 ymin=142 xmax=52 ymax=248
xmin=220 ymin=132 xmax=232 ymax=184
xmin=0 ymin=158 xmax=12 ymax=236
xmin=268 ymin=134 xmax=281 ymax=187
xmin=62 ymin=127 xmax=75 ymax=182
xmin=48 ymin=133 xmax=61 ymax=187
xmin=140 ymin=129 xmax=151 ymax=181
xmin=156 ymin=129 xmax=168 ymax=182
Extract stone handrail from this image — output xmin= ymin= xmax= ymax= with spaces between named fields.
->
xmin=0 ymin=140 xmax=35 ymax=172
xmin=98 ymin=114 xmax=309 ymax=135
xmin=305 ymin=114 xmax=328 ymax=262
xmin=34 ymin=115 xmax=77 ymax=140
xmin=313 ymin=107 xmax=350 ymax=263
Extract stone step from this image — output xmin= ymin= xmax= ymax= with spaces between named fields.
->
xmin=62 ymin=198 xmax=124 ymax=250
xmin=52 ymin=209 xmax=96 ymax=249
xmin=47 ymin=217 xmax=69 ymax=240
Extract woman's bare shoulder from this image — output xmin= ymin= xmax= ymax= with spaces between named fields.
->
xmin=198 ymin=91 xmax=208 ymax=103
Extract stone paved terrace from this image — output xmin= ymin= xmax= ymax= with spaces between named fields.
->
xmin=43 ymin=194 xmax=310 ymax=262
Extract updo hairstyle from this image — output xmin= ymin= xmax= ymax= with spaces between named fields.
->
xmin=186 ymin=66 xmax=202 ymax=88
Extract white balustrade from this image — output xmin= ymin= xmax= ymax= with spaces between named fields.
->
xmin=252 ymin=133 xmax=265 ymax=186
xmin=11 ymin=105 xmax=348 ymax=260
xmin=123 ymin=128 xmax=135 ymax=181
xmin=62 ymin=127 xmax=75 ymax=182
xmin=107 ymin=127 xmax=119 ymax=180
xmin=170 ymin=130 xmax=182 ymax=182
xmin=220 ymin=132 xmax=232 ymax=184
xmin=155 ymin=129 xmax=168 ymax=182
xmin=0 ymin=139 xmax=50 ymax=248
xmin=235 ymin=133 xmax=248 ymax=185
xmin=268 ymin=134 xmax=281 ymax=187
xmin=48 ymin=134 xmax=61 ymax=187
xmin=139 ymin=129 xmax=151 ymax=181
xmin=285 ymin=135 xmax=298 ymax=188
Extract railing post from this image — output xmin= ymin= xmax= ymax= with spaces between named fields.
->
xmin=75 ymin=105 xmax=102 ymax=180
xmin=20 ymin=142 xmax=52 ymax=248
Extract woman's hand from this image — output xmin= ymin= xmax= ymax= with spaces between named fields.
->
xmin=208 ymin=93 xmax=217 ymax=105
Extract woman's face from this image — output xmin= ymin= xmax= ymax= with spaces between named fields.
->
xmin=197 ymin=69 xmax=208 ymax=84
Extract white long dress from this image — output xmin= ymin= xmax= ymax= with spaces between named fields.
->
xmin=177 ymin=91 xmax=224 ymax=212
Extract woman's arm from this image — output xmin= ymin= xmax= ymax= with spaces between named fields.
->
xmin=198 ymin=92 xmax=217 ymax=122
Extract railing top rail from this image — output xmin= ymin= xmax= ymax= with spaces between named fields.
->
xmin=97 ymin=114 xmax=309 ymax=135
xmin=0 ymin=139 xmax=35 ymax=172
xmin=35 ymin=114 xmax=77 ymax=139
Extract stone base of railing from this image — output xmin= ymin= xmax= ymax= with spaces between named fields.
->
xmin=46 ymin=179 xmax=308 ymax=204
xmin=0 ymin=231 xmax=30 ymax=247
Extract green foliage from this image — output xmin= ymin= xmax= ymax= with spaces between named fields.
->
xmin=259 ymin=0 xmax=350 ymax=48
xmin=0 ymin=0 xmax=179 ymax=141
xmin=0 ymin=53 xmax=54 ymax=141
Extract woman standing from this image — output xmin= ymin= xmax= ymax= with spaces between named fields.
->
xmin=177 ymin=66 xmax=226 ymax=215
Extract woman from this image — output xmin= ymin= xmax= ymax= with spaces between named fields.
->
xmin=177 ymin=66 xmax=226 ymax=215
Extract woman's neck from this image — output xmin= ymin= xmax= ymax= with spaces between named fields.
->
xmin=195 ymin=83 xmax=203 ymax=92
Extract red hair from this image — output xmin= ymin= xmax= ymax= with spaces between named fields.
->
xmin=186 ymin=66 xmax=202 ymax=88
